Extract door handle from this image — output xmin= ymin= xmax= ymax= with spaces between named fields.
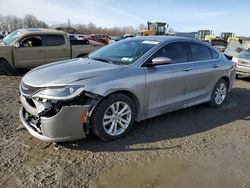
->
xmin=183 ymin=68 xmax=193 ymax=71
xmin=213 ymin=64 xmax=219 ymax=68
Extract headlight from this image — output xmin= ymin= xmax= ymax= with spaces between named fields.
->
xmin=33 ymin=86 xmax=85 ymax=100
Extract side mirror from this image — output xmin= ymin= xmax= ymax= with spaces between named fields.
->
xmin=149 ymin=57 xmax=172 ymax=66
xmin=13 ymin=43 xmax=20 ymax=48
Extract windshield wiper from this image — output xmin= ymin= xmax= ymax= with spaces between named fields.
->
xmin=91 ymin=57 xmax=113 ymax=64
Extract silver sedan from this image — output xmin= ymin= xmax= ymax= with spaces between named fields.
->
xmin=19 ymin=36 xmax=236 ymax=142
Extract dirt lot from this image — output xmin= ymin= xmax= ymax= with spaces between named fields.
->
xmin=0 ymin=75 xmax=250 ymax=188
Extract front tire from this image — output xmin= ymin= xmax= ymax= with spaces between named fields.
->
xmin=209 ymin=79 xmax=228 ymax=107
xmin=91 ymin=93 xmax=135 ymax=141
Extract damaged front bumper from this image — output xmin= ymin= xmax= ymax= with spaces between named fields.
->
xmin=19 ymin=95 xmax=91 ymax=142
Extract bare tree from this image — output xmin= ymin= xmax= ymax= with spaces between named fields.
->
xmin=23 ymin=14 xmax=48 ymax=28
xmin=0 ymin=14 xmax=151 ymax=36
xmin=23 ymin=14 xmax=38 ymax=27
xmin=67 ymin=19 xmax=71 ymax=27
xmin=138 ymin=23 xmax=146 ymax=31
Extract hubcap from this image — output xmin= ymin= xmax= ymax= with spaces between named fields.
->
xmin=215 ymin=83 xmax=227 ymax=105
xmin=103 ymin=101 xmax=132 ymax=136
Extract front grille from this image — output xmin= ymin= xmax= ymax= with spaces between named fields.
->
xmin=20 ymin=82 xmax=41 ymax=96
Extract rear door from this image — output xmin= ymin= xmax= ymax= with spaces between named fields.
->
xmin=13 ymin=35 xmax=46 ymax=68
xmin=182 ymin=43 xmax=221 ymax=102
xmin=42 ymin=34 xmax=71 ymax=64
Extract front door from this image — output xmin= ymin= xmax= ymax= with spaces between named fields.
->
xmin=13 ymin=35 xmax=46 ymax=68
xmin=144 ymin=42 xmax=191 ymax=116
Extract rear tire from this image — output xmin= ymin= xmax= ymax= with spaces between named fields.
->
xmin=209 ymin=79 xmax=228 ymax=107
xmin=91 ymin=93 xmax=135 ymax=141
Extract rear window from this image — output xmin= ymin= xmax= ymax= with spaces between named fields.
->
xmin=210 ymin=49 xmax=219 ymax=59
xmin=43 ymin=35 xmax=65 ymax=46
xmin=190 ymin=43 xmax=212 ymax=61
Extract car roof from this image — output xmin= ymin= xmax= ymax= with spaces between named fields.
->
xmin=134 ymin=36 xmax=202 ymax=43
xmin=131 ymin=36 xmax=220 ymax=53
xmin=17 ymin=28 xmax=65 ymax=35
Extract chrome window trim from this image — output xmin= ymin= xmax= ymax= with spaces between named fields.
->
xmin=138 ymin=40 xmax=221 ymax=69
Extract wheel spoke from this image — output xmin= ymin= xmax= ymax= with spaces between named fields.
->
xmin=110 ymin=104 xmax=116 ymax=114
xmin=104 ymin=114 xmax=113 ymax=120
xmin=118 ymin=105 xmax=128 ymax=115
xmin=120 ymin=117 xmax=129 ymax=125
xmin=121 ymin=110 xmax=130 ymax=116
xmin=215 ymin=96 xmax=220 ymax=104
xmin=219 ymin=83 xmax=224 ymax=90
xmin=103 ymin=119 xmax=113 ymax=126
xmin=118 ymin=121 xmax=126 ymax=129
xmin=221 ymin=88 xmax=226 ymax=95
xmin=115 ymin=102 xmax=120 ymax=113
xmin=113 ymin=123 xmax=118 ymax=135
xmin=107 ymin=121 xmax=115 ymax=134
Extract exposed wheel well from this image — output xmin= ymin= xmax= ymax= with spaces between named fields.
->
xmin=105 ymin=90 xmax=140 ymax=120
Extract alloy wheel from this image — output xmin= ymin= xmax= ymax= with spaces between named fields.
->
xmin=103 ymin=101 xmax=132 ymax=136
xmin=214 ymin=82 xmax=227 ymax=105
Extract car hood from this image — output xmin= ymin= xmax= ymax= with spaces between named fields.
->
xmin=22 ymin=58 xmax=123 ymax=87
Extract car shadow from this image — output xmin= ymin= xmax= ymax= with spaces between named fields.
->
xmin=238 ymin=76 xmax=250 ymax=82
xmin=59 ymin=87 xmax=250 ymax=152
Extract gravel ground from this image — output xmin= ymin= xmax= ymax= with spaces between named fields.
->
xmin=0 ymin=75 xmax=250 ymax=188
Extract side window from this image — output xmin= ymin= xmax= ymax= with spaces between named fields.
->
xmin=44 ymin=35 xmax=65 ymax=46
xmin=151 ymin=42 xmax=188 ymax=64
xmin=210 ymin=49 xmax=219 ymax=59
xmin=19 ymin=35 xmax=42 ymax=47
xmin=190 ymin=43 xmax=212 ymax=61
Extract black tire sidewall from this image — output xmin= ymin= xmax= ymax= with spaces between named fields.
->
xmin=0 ymin=59 xmax=17 ymax=76
xmin=91 ymin=94 xmax=135 ymax=141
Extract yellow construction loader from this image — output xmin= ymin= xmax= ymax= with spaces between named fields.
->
xmin=196 ymin=30 xmax=213 ymax=40
xmin=138 ymin=22 xmax=168 ymax=36
xmin=196 ymin=30 xmax=228 ymax=52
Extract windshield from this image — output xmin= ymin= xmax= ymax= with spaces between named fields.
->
xmin=88 ymin=39 xmax=159 ymax=65
xmin=2 ymin=31 xmax=22 ymax=45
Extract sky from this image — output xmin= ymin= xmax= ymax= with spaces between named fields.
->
xmin=0 ymin=0 xmax=249 ymax=36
